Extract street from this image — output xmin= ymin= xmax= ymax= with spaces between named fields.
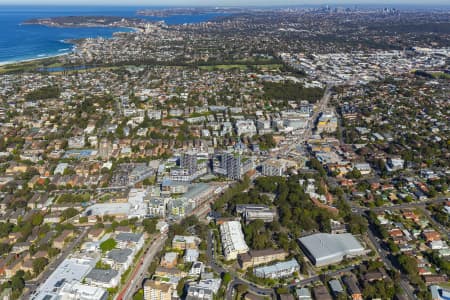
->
xmin=116 ymin=233 xmax=168 ymax=300
xmin=26 ymin=227 xmax=89 ymax=299
xmin=271 ymin=84 xmax=333 ymax=158
xmin=366 ymin=220 xmax=416 ymax=300
xmin=206 ymin=230 xmax=275 ymax=300
xmin=207 ymin=229 xmax=360 ymax=300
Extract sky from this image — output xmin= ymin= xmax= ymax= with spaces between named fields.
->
xmin=0 ymin=0 xmax=449 ymax=6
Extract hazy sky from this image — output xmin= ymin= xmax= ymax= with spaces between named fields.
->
xmin=0 ymin=0 xmax=448 ymax=6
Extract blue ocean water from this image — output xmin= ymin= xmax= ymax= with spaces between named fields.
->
xmin=0 ymin=6 xmax=226 ymax=64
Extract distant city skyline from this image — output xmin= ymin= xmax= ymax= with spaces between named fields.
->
xmin=0 ymin=0 xmax=449 ymax=6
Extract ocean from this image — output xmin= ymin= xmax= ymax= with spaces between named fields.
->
xmin=0 ymin=5 xmax=227 ymax=65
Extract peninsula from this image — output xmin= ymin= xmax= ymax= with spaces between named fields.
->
xmin=22 ymin=16 xmax=144 ymax=28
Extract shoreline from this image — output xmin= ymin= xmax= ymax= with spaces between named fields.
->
xmin=0 ymin=52 xmax=70 ymax=67
xmin=0 ymin=26 xmax=137 ymax=68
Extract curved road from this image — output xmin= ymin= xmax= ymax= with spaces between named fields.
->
xmin=206 ymin=230 xmax=275 ymax=299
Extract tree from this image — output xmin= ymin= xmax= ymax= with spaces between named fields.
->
xmin=397 ymin=254 xmax=420 ymax=284
xmin=100 ymin=238 xmax=117 ymax=253
xmin=31 ymin=213 xmax=44 ymax=226
xmin=0 ymin=222 xmax=13 ymax=238
xmin=0 ymin=243 xmax=11 ymax=255
xmin=346 ymin=214 xmax=368 ymax=234
xmin=32 ymin=257 xmax=48 ymax=275
xmin=133 ymin=289 xmax=144 ymax=300
xmin=309 ymin=158 xmax=327 ymax=177
xmin=223 ymin=273 xmax=232 ymax=285
xmin=255 ymin=176 xmax=279 ymax=193
xmin=47 ymin=247 xmax=60 ymax=258
xmin=278 ymin=232 xmax=290 ymax=251
xmin=142 ymin=218 xmax=158 ymax=234
xmin=79 ymin=216 xmax=88 ymax=223
xmin=387 ymin=240 xmax=400 ymax=254
xmin=347 ymin=168 xmax=362 ymax=179
xmin=95 ymin=260 xmax=112 ymax=270
xmin=276 ymin=287 xmax=289 ymax=294
xmin=11 ymin=273 xmax=25 ymax=291
xmin=177 ymin=277 xmax=187 ymax=297
xmin=61 ymin=208 xmax=79 ymax=221
xmin=263 ymin=81 xmax=323 ymax=102
xmin=244 ymin=220 xmax=272 ymax=250
xmin=428 ymin=187 xmax=437 ymax=198
xmin=236 ymin=284 xmax=248 ymax=294
xmin=25 ymin=86 xmax=60 ymax=100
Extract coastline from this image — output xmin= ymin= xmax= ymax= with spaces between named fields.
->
xmin=0 ymin=26 xmax=137 ymax=68
xmin=0 ymin=52 xmax=71 ymax=67
xmin=0 ymin=6 xmax=223 ymax=69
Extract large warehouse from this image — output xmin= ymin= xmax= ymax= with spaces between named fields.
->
xmin=298 ymin=233 xmax=365 ymax=267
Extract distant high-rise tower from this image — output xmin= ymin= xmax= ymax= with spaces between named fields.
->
xmin=225 ymin=153 xmax=242 ymax=180
xmin=213 ymin=152 xmax=243 ymax=180
xmin=98 ymin=138 xmax=112 ymax=160
xmin=180 ymin=152 xmax=197 ymax=175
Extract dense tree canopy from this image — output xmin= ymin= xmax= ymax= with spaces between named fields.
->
xmin=32 ymin=257 xmax=49 ymax=275
xmin=25 ymin=86 xmax=60 ymax=100
xmin=142 ymin=218 xmax=158 ymax=234
xmin=263 ymin=81 xmax=323 ymax=102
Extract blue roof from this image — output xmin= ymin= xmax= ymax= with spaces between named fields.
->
xmin=182 ymin=183 xmax=211 ymax=199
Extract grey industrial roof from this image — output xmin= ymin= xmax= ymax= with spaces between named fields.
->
xmin=161 ymin=179 xmax=189 ymax=187
xmin=107 ymin=248 xmax=132 ymax=263
xmin=254 ymin=258 xmax=299 ymax=276
xmin=296 ymin=287 xmax=312 ymax=298
xmin=298 ymin=233 xmax=364 ymax=264
xmin=183 ymin=183 xmax=212 ymax=199
xmin=115 ymin=232 xmax=143 ymax=243
xmin=329 ymin=279 xmax=344 ymax=293
xmin=85 ymin=269 xmax=119 ymax=283
xmin=342 ymin=275 xmax=361 ymax=294
xmin=186 ymin=285 xmax=214 ymax=300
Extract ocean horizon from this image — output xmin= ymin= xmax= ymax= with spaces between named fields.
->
xmin=0 ymin=5 xmax=228 ymax=65
xmin=1 ymin=4 xmax=449 ymax=65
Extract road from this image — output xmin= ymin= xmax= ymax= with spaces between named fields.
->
xmin=116 ymin=185 xmax=220 ymax=300
xmin=349 ymin=196 xmax=448 ymax=240
xmin=352 ymin=197 xmax=448 ymax=214
xmin=25 ymin=227 xmax=89 ymax=299
xmin=366 ymin=220 xmax=416 ymax=300
xmin=419 ymin=206 xmax=449 ymax=239
xmin=289 ymin=265 xmax=356 ymax=288
xmin=272 ymin=84 xmax=333 ymax=158
xmin=207 ymin=229 xmax=359 ymax=300
xmin=292 ymin=84 xmax=334 ymax=147
xmin=51 ymin=186 xmax=130 ymax=194
xmin=344 ymin=195 xmax=448 ymax=299
xmin=206 ymin=230 xmax=275 ymax=300
xmin=116 ymin=233 xmax=167 ymax=300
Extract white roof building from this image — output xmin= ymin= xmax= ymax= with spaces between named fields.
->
xmin=84 ymin=189 xmax=148 ymax=219
xmin=235 ymin=120 xmax=257 ymax=136
xmin=32 ymin=254 xmax=99 ymax=300
xmin=58 ymin=281 xmax=108 ymax=300
xmin=54 ymin=162 xmax=69 ymax=175
xmin=298 ymin=233 xmax=366 ymax=267
xmin=253 ymin=259 xmax=300 ymax=279
xmin=430 ymin=285 xmax=450 ymax=300
xmin=184 ymin=249 xmax=200 ymax=263
xmin=219 ymin=221 xmax=249 ymax=260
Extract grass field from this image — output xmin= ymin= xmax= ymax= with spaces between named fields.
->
xmin=0 ymin=56 xmax=283 ymax=74
xmin=199 ymin=64 xmax=282 ymax=71
xmin=0 ymin=57 xmax=64 ymax=74
xmin=432 ymin=72 xmax=450 ymax=79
